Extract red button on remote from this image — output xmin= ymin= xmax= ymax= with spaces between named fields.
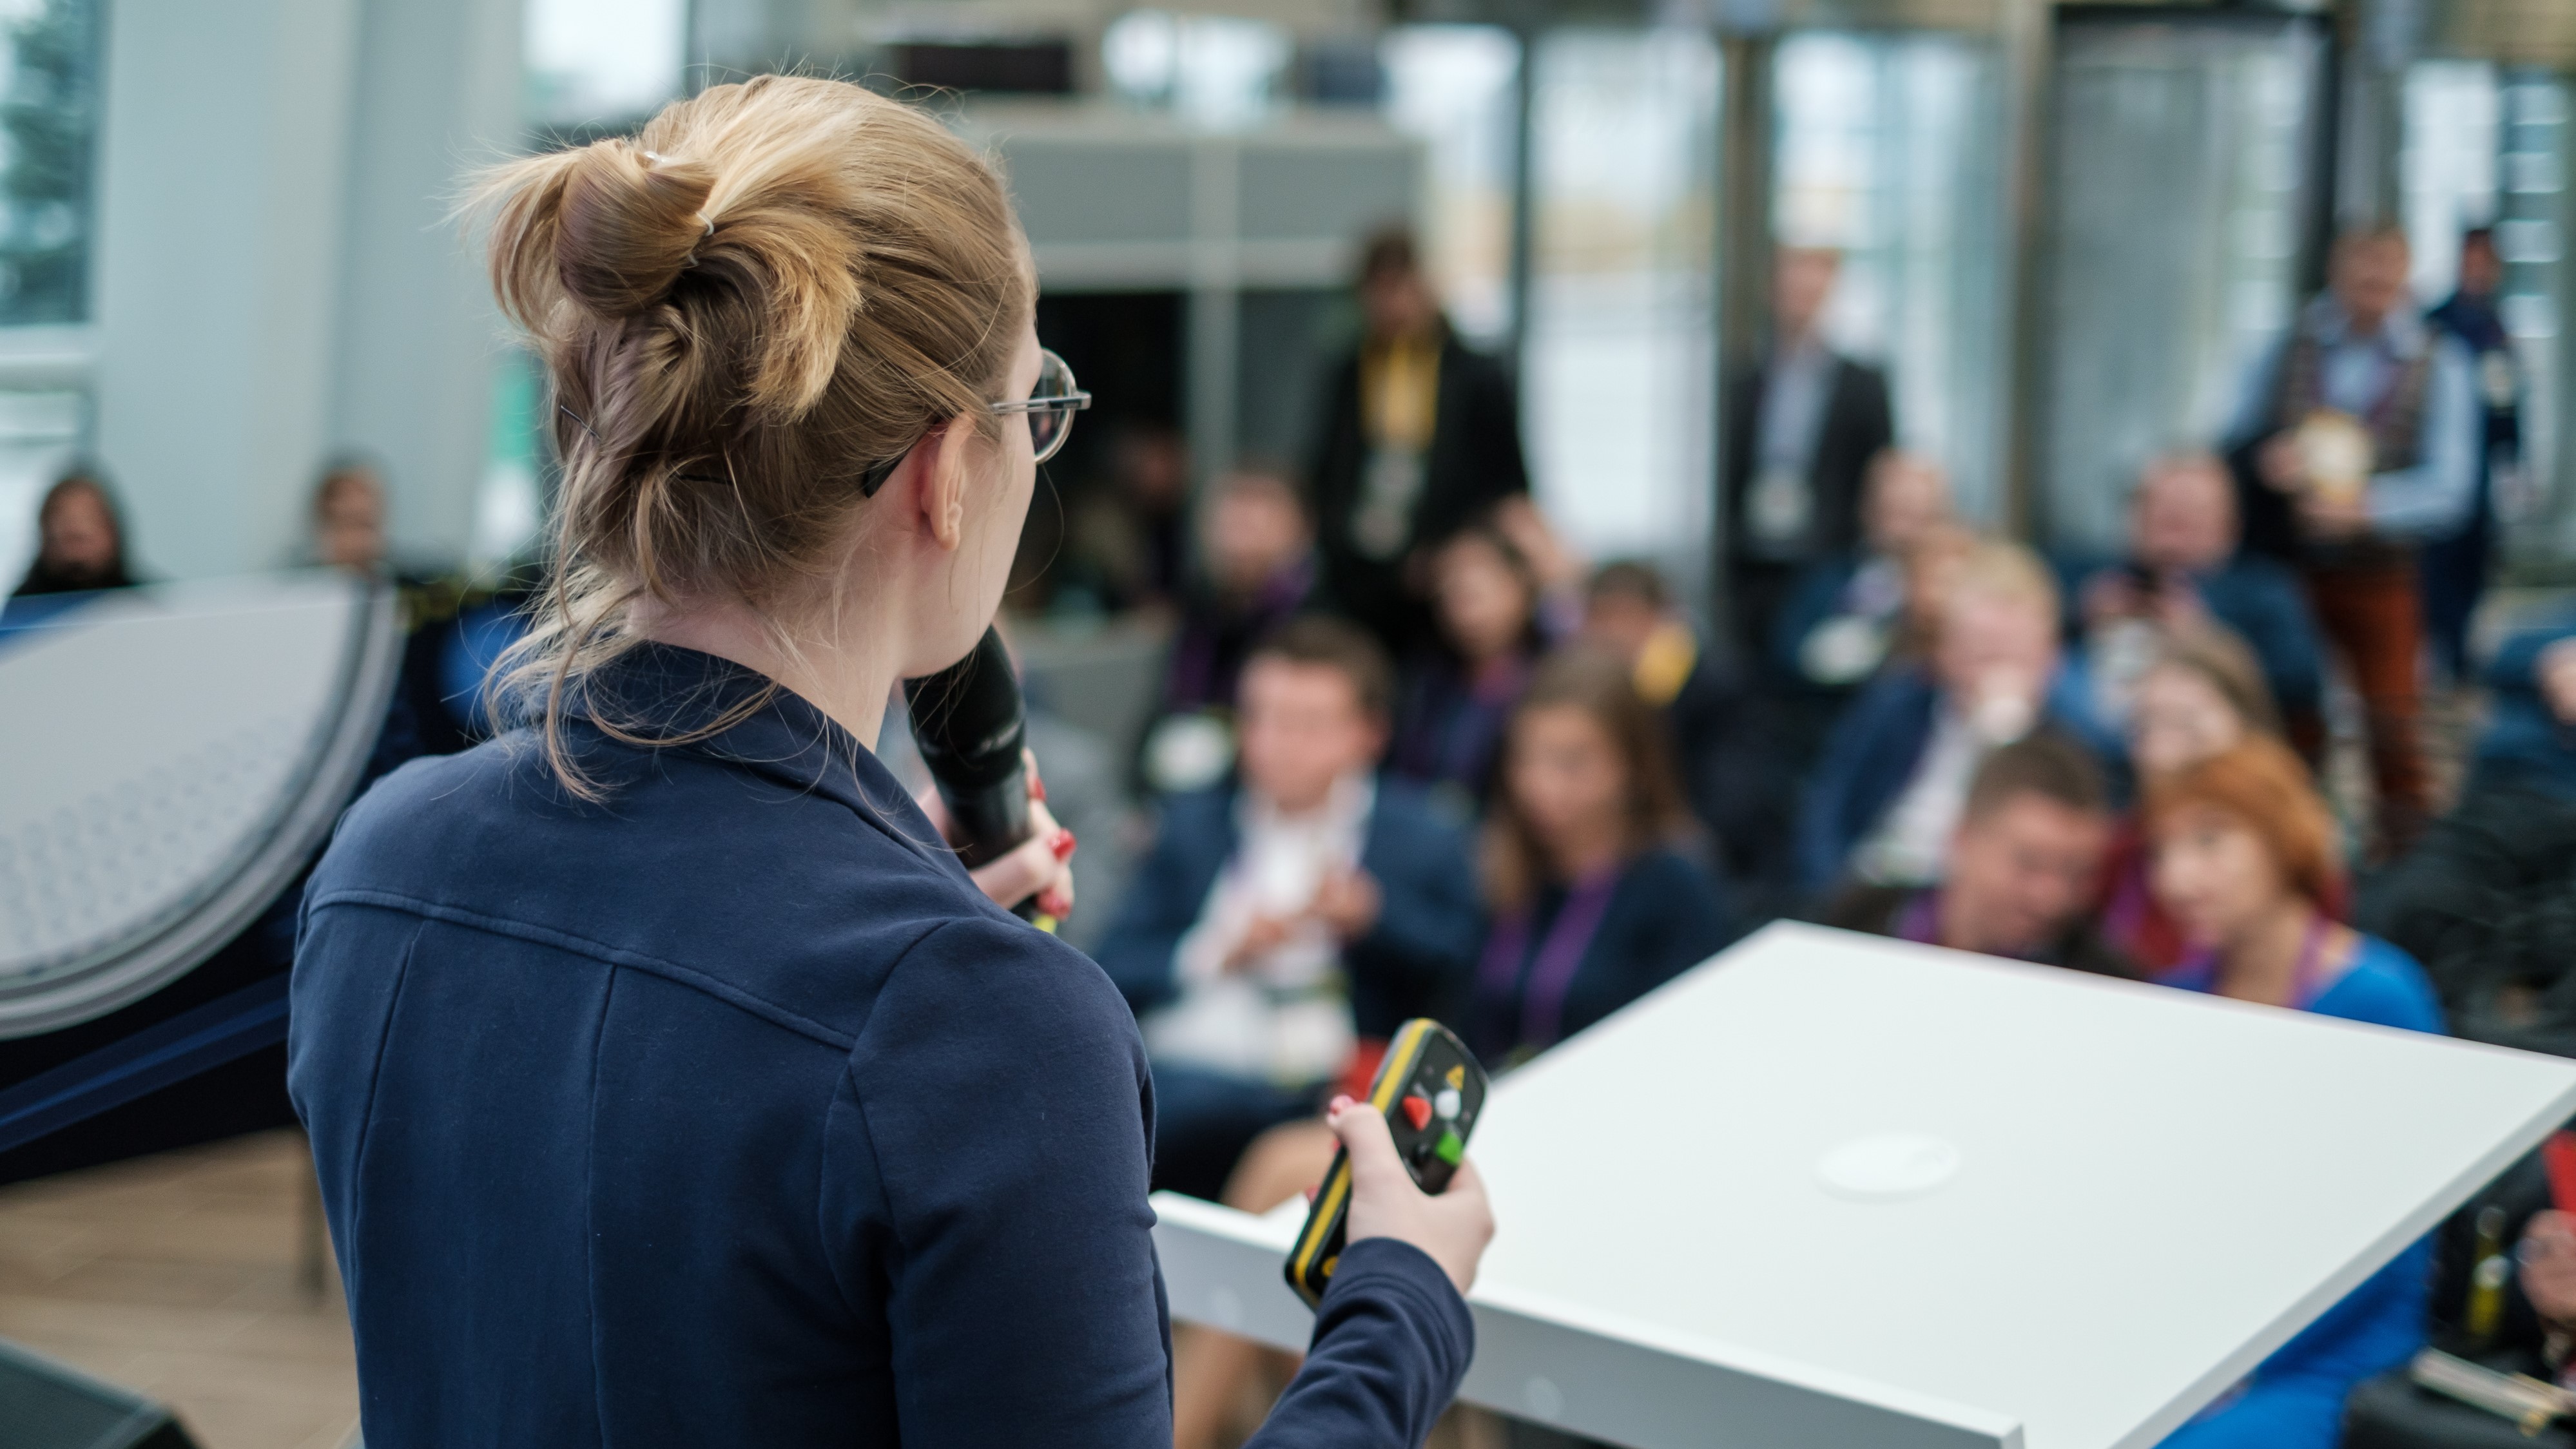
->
xmin=1399 ymin=1095 xmax=1432 ymax=1131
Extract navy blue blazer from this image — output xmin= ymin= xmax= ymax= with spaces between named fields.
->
xmin=1094 ymin=780 xmax=1482 ymax=1044
xmin=1794 ymin=665 xmax=2121 ymax=895
xmin=286 ymin=645 xmax=1471 ymax=1448
xmin=1467 ymin=848 xmax=1732 ymax=1064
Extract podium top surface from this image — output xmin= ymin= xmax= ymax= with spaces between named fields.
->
xmin=1436 ymin=923 xmax=2576 ymax=1448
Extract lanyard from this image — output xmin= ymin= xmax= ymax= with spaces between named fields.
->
xmin=2176 ymin=912 xmax=2332 ymax=1008
xmin=1478 ymin=866 xmax=1621 ymax=1052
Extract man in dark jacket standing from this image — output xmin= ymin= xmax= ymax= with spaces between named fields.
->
xmin=1308 ymin=229 xmax=1529 ymax=657
xmin=1721 ymin=247 xmax=1895 ymax=669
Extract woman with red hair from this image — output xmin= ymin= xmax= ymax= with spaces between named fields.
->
xmin=2142 ymin=736 xmax=2441 ymax=1448
xmin=2145 ymin=736 xmax=2437 ymax=1028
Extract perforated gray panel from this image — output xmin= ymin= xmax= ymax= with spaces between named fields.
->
xmin=0 ymin=573 xmax=397 ymax=1036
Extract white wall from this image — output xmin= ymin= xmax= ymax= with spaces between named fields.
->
xmin=91 ymin=0 xmax=363 ymax=580
xmin=86 ymin=0 xmax=521 ymax=581
xmin=331 ymin=0 xmax=522 ymax=563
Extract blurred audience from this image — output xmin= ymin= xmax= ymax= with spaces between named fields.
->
xmin=1468 ymin=647 xmax=1734 ymax=1067
xmin=1309 ymin=227 xmax=1529 ymax=657
xmin=1160 ymin=468 xmax=1317 ymax=716
xmin=1169 ymin=646 xmax=1726 ymax=1449
xmin=1094 ymin=617 xmax=1480 ymax=1202
xmin=1388 ymin=515 xmax=1552 ymax=814
xmin=1582 ymin=559 xmax=1785 ymax=907
xmin=2229 ymin=224 xmax=2482 ymax=857
xmin=1063 ymin=421 xmax=1191 ymax=613
xmin=2070 ymin=452 xmax=2323 ymax=734
xmin=2098 ymin=629 xmax=2289 ymax=974
xmin=1723 ymin=246 xmax=1895 ymax=667
xmin=2468 ymin=616 xmax=2576 ymax=801
xmin=2421 ymin=226 xmax=2523 ymax=682
xmin=1771 ymin=449 xmax=1953 ymax=698
xmin=12 ymin=468 xmax=137 ymax=598
xmin=1821 ymin=733 xmax=2133 ymax=977
xmin=311 ymin=459 xmax=391 ymax=574
xmin=1139 ymin=468 xmax=1319 ymax=794
xmin=1797 ymin=539 xmax=2116 ymax=896
xmin=2142 ymin=738 xmax=2441 ymax=1448
xmin=2146 ymin=736 xmax=2435 ymax=1025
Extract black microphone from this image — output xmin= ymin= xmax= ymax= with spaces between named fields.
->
xmin=905 ymin=625 xmax=1032 ymax=872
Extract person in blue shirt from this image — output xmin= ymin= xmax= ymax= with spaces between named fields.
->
xmin=287 ymin=75 xmax=1489 ymax=1449
xmin=2142 ymin=736 xmax=2445 ymax=1448
xmin=1797 ymin=538 xmax=2122 ymax=897
xmin=1094 ymin=615 xmax=1482 ymax=1203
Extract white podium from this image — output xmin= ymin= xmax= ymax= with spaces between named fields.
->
xmin=1151 ymin=923 xmax=2576 ymax=1449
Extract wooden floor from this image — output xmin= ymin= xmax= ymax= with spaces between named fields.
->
xmin=0 ymin=1129 xmax=358 ymax=1449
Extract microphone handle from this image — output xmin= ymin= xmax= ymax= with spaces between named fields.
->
xmin=905 ymin=627 xmax=1040 ymax=919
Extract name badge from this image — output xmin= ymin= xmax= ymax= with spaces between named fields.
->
xmin=1748 ymin=466 xmax=1813 ymax=548
xmin=1355 ymin=447 xmax=1428 ymax=561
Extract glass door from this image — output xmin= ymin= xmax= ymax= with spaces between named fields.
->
xmin=1771 ymin=31 xmax=2008 ymax=523
xmin=1520 ymin=28 xmax=1722 ymax=585
xmin=2038 ymin=10 xmax=2329 ymax=552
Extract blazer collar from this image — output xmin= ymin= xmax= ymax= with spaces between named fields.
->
xmin=565 ymin=642 xmax=965 ymax=878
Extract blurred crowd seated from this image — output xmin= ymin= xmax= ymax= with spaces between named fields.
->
xmin=9 ymin=214 xmax=2573 ymax=1449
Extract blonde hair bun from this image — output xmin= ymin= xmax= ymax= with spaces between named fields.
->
xmin=550 ymin=142 xmax=717 ymax=320
xmin=464 ymin=75 xmax=1035 ymax=795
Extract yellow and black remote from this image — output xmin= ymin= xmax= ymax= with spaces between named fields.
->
xmin=1284 ymin=1019 xmax=1488 ymax=1309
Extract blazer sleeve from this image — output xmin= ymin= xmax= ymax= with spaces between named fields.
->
xmin=1244 ymin=1239 xmax=1475 ymax=1449
xmin=835 ymin=919 xmax=1477 ymax=1449
xmin=831 ymin=918 xmax=1172 ymax=1447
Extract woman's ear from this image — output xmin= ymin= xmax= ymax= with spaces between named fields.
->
xmin=913 ymin=416 xmax=974 ymax=552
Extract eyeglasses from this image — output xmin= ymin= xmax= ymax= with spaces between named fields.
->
xmin=994 ymin=348 xmax=1092 ymax=465
xmin=859 ymin=347 xmax=1093 ymax=496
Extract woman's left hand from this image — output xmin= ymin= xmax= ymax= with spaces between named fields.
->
xmin=918 ymin=751 xmax=1078 ymax=918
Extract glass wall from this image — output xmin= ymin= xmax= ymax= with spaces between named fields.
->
xmin=2500 ymin=73 xmax=2573 ymax=557
xmin=1520 ymin=28 xmax=1719 ymax=582
xmin=1380 ymin=25 xmax=1520 ymax=349
xmin=1772 ymin=32 xmax=2007 ymax=524
xmin=2390 ymin=61 xmax=2574 ymax=562
xmin=0 ymin=0 xmax=97 ymax=328
xmin=526 ymin=0 xmax=686 ymax=132
xmin=2039 ymin=13 xmax=2325 ymax=552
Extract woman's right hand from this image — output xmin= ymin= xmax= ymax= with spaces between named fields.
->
xmin=1326 ymin=1095 xmax=1494 ymax=1296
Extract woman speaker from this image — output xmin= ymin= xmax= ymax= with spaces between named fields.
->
xmin=285 ymin=75 xmax=1490 ymax=1447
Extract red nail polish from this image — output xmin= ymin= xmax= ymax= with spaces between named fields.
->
xmin=1050 ymin=829 xmax=1076 ymax=861
xmin=1029 ymin=774 xmax=1047 ymax=803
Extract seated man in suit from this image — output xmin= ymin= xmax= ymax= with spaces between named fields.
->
xmin=1096 ymin=615 xmax=1482 ymax=1201
xmin=1797 ymin=539 xmax=2120 ymax=896
xmin=2070 ymin=451 xmax=2325 ymax=736
xmin=1819 ymin=733 xmax=2135 ymax=977
xmin=1771 ymin=448 xmax=1955 ymax=698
